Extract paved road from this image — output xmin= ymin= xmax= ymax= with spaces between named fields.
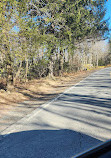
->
xmin=0 ymin=67 xmax=111 ymax=158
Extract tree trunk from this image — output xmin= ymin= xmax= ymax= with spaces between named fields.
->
xmin=96 ymin=54 xmax=98 ymax=67
xmin=59 ymin=49 xmax=64 ymax=76
xmin=13 ymin=61 xmax=22 ymax=85
xmin=6 ymin=64 xmax=14 ymax=89
xmin=48 ymin=49 xmax=54 ymax=78
xmin=48 ymin=57 xmax=53 ymax=78
xmin=25 ymin=58 xmax=28 ymax=82
xmin=5 ymin=53 xmax=14 ymax=89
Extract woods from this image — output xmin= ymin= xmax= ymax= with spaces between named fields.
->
xmin=0 ymin=0 xmax=110 ymax=89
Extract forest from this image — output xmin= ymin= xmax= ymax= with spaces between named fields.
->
xmin=0 ymin=0 xmax=110 ymax=90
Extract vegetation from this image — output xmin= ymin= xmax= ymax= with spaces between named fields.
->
xmin=0 ymin=0 xmax=109 ymax=90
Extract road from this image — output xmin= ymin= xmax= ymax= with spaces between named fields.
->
xmin=0 ymin=67 xmax=111 ymax=158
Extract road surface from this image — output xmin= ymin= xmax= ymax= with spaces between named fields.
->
xmin=0 ymin=67 xmax=111 ymax=158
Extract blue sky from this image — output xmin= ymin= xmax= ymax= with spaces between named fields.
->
xmin=105 ymin=0 xmax=111 ymax=32
xmin=104 ymin=0 xmax=111 ymax=42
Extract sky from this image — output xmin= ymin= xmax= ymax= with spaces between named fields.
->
xmin=104 ymin=0 xmax=111 ymax=38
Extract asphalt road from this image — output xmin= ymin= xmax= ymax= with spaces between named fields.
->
xmin=0 ymin=67 xmax=111 ymax=158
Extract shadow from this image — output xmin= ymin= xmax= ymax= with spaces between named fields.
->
xmin=47 ymin=92 xmax=111 ymax=129
xmin=0 ymin=82 xmax=6 ymax=91
xmin=0 ymin=129 xmax=101 ymax=158
xmin=15 ymin=85 xmax=59 ymax=102
xmin=59 ymin=93 xmax=111 ymax=110
xmin=37 ymin=101 xmax=111 ymax=132
xmin=18 ymin=93 xmax=59 ymax=105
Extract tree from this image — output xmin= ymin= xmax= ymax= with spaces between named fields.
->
xmin=0 ymin=0 xmax=109 ymax=90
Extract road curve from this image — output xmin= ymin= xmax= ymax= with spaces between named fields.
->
xmin=0 ymin=67 xmax=111 ymax=158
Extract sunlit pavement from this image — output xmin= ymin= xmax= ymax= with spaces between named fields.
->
xmin=0 ymin=67 xmax=111 ymax=158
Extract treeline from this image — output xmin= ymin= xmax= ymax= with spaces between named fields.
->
xmin=0 ymin=0 xmax=109 ymax=89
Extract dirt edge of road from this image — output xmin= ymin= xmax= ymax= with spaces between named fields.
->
xmin=0 ymin=68 xmax=105 ymax=119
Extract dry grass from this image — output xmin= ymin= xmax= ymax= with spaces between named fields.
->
xmin=0 ymin=68 xmax=102 ymax=118
xmin=0 ymin=70 xmax=93 ymax=104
